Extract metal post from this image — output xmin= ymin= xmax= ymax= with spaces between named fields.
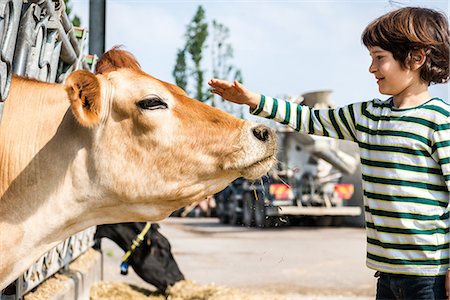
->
xmin=89 ymin=0 xmax=106 ymax=57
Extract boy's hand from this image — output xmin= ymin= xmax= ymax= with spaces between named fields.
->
xmin=208 ymin=79 xmax=260 ymax=109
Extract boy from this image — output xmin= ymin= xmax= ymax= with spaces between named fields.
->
xmin=209 ymin=6 xmax=450 ymax=300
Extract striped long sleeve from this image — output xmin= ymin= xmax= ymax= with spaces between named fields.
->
xmin=432 ymin=118 xmax=450 ymax=191
xmin=251 ymin=95 xmax=359 ymax=141
xmin=252 ymin=95 xmax=450 ymax=276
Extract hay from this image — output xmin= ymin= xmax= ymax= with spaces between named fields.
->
xmin=167 ymin=280 xmax=245 ymax=300
xmin=90 ymin=282 xmax=164 ymax=300
xmin=23 ymin=273 xmax=68 ymax=300
xmin=70 ymin=248 xmax=99 ymax=272
xmin=24 ymin=249 xmax=100 ymax=300
xmin=90 ymin=280 xmax=287 ymax=300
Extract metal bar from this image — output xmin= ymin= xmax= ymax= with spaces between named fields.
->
xmin=12 ymin=3 xmax=39 ymax=76
xmin=89 ymin=0 xmax=105 ymax=56
xmin=25 ymin=15 xmax=48 ymax=79
xmin=36 ymin=0 xmax=79 ymax=64
xmin=0 ymin=0 xmax=22 ymax=101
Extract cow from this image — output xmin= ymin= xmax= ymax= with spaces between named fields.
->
xmin=94 ymin=222 xmax=184 ymax=292
xmin=0 ymin=47 xmax=277 ymax=289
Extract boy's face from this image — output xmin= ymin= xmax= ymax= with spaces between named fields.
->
xmin=368 ymin=46 xmax=420 ymax=97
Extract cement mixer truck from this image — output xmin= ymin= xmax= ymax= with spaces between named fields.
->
xmin=215 ymin=91 xmax=362 ymax=227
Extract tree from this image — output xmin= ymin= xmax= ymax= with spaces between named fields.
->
xmin=185 ymin=6 xmax=209 ymax=102
xmin=172 ymin=49 xmax=187 ymax=91
xmin=210 ymin=20 xmax=243 ymax=112
xmin=173 ymin=6 xmax=243 ymax=112
xmin=212 ymin=20 xmax=234 ymax=80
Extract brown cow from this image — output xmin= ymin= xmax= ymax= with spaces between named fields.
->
xmin=0 ymin=48 xmax=276 ymax=289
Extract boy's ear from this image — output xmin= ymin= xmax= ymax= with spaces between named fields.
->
xmin=410 ymin=49 xmax=427 ymax=70
xmin=65 ymin=70 xmax=102 ymax=127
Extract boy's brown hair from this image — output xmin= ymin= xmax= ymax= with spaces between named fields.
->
xmin=362 ymin=7 xmax=449 ymax=85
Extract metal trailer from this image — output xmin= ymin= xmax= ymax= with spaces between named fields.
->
xmin=215 ymin=91 xmax=362 ymax=227
xmin=0 ymin=1 xmax=98 ymax=299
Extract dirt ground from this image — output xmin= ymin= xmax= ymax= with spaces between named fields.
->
xmin=98 ymin=217 xmax=376 ymax=299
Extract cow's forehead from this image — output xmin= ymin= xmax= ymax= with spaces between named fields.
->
xmin=105 ymin=69 xmax=176 ymax=103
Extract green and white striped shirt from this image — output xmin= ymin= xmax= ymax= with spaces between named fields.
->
xmin=252 ymin=95 xmax=450 ymax=276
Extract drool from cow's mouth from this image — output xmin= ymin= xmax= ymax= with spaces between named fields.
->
xmin=241 ymin=155 xmax=276 ymax=179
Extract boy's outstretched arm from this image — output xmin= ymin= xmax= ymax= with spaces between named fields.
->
xmin=209 ymin=78 xmax=359 ymax=143
xmin=208 ymin=79 xmax=260 ymax=109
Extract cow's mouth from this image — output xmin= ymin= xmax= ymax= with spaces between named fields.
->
xmin=240 ymin=155 xmax=276 ymax=180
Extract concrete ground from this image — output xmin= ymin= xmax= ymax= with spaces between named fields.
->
xmin=100 ymin=217 xmax=376 ymax=299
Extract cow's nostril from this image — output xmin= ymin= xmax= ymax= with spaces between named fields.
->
xmin=252 ymin=125 xmax=270 ymax=142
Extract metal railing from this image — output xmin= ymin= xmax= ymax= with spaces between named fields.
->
xmin=0 ymin=0 xmax=22 ymax=101
xmin=0 ymin=1 xmax=98 ymax=299
xmin=12 ymin=0 xmax=90 ymax=82
xmin=9 ymin=227 xmax=97 ymax=299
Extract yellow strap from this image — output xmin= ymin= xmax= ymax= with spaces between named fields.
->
xmin=121 ymin=222 xmax=152 ymax=262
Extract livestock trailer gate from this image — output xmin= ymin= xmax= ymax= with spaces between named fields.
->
xmin=0 ymin=1 xmax=98 ymax=299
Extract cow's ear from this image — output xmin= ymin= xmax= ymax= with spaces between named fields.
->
xmin=65 ymin=70 xmax=102 ymax=127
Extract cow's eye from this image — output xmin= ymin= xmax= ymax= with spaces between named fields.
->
xmin=137 ymin=98 xmax=168 ymax=110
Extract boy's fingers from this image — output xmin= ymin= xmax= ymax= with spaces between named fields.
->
xmin=211 ymin=86 xmax=224 ymax=93
xmin=209 ymin=78 xmax=233 ymax=88
xmin=233 ymin=80 xmax=246 ymax=92
xmin=210 ymin=89 xmax=223 ymax=96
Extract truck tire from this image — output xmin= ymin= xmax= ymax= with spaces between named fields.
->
xmin=254 ymin=191 xmax=269 ymax=228
xmin=218 ymin=208 xmax=229 ymax=224
xmin=215 ymin=194 xmax=229 ymax=224
xmin=299 ymin=173 xmax=315 ymax=206
xmin=242 ymin=192 xmax=255 ymax=227
xmin=214 ymin=187 xmax=230 ymax=224
xmin=228 ymin=194 xmax=241 ymax=225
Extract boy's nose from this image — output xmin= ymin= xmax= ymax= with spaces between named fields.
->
xmin=369 ymin=60 xmax=377 ymax=73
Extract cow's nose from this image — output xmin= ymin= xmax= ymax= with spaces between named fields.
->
xmin=252 ymin=125 xmax=271 ymax=142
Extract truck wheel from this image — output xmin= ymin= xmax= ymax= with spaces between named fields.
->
xmin=228 ymin=195 xmax=241 ymax=225
xmin=254 ymin=192 xmax=268 ymax=228
xmin=215 ymin=196 xmax=229 ymax=224
xmin=242 ymin=192 xmax=255 ymax=227
xmin=218 ymin=209 xmax=229 ymax=224
xmin=214 ymin=191 xmax=230 ymax=224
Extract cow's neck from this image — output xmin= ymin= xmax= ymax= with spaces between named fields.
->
xmin=0 ymin=77 xmax=95 ymax=289
xmin=95 ymin=224 xmax=138 ymax=253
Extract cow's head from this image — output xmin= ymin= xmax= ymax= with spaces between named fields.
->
xmin=94 ymin=223 xmax=184 ymax=292
xmin=130 ymin=223 xmax=184 ymax=292
xmin=65 ymin=47 xmax=276 ymax=219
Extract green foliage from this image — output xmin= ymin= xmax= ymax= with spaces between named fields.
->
xmin=185 ymin=6 xmax=208 ymax=102
xmin=172 ymin=49 xmax=188 ymax=91
xmin=173 ymin=6 xmax=243 ymax=106
xmin=210 ymin=20 xmax=243 ymax=113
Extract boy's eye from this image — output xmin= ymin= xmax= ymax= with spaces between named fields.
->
xmin=376 ymin=56 xmax=383 ymax=60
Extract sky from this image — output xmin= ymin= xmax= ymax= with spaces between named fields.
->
xmin=70 ymin=0 xmax=449 ymax=111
